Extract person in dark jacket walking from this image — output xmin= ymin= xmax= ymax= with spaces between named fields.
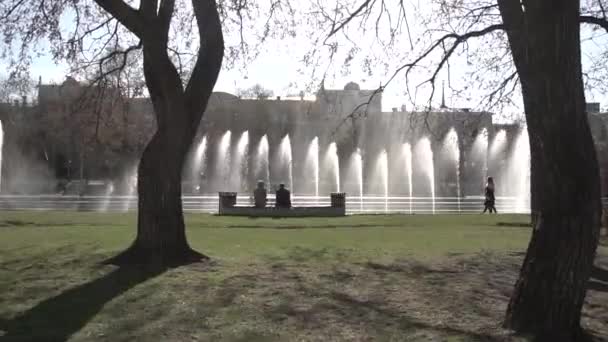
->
xmin=482 ymin=177 xmax=497 ymax=214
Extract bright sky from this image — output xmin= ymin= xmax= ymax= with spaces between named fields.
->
xmin=5 ymin=0 xmax=608 ymax=122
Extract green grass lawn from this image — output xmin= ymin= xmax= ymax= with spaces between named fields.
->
xmin=0 ymin=212 xmax=606 ymax=341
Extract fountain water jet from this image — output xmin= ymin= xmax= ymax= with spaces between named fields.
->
xmin=279 ymin=135 xmax=294 ymax=192
xmin=256 ymin=135 xmax=270 ymax=186
xmin=325 ymin=142 xmax=340 ymax=192
xmin=232 ymin=131 xmax=249 ymax=191
xmin=415 ymin=137 xmax=435 ymax=213
xmin=354 ymin=149 xmax=363 ymax=211
xmin=122 ymin=166 xmax=138 ymax=212
xmin=192 ymin=136 xmax=207 ymax=191
xmin=489 ymin=130 xmax=507 ymax=157
xmin=443 ymin=128 xmax=460 ymax=211
xmin=378 ymin=149 xmax=389 ymax=212
xmin=470 ymin=128 xmax=489 ymax=196
xmin=472 ymin=128 xmax=489 ymax=171
xmin=510 ymin=129 xmax=530 ymax=213
xmin=306 ymin=137 xmax=320 ymax=200
xmin=217 ymin=130 xmax=232 ymax=189
xmin=403 ymin=143 xmax=413 ymax=213
xmin=487 ymin=129 xmax=507 ymax=196
xmin=0 ymin=120 xmax=3 ymax=192
xmin=100 ymin=182 xmax=114 ymax=212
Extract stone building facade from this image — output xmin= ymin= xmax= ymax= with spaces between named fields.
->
xmin=1 ymin=77 xmax=607 ymax=199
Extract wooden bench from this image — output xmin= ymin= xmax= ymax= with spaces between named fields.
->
xmin=218 ymin=192 xmax=346 ymax=217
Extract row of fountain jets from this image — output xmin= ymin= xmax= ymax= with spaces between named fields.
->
xmin=170 ymin=127 xmax=530 ymax=212
xmin=0 ymin=119 xmax=529 ymax=213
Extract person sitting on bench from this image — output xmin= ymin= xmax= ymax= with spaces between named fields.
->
xmin=253 ymin=181 xmax=267 ymax=208
xmin=275 ymin=183 xmax=292 ymax=208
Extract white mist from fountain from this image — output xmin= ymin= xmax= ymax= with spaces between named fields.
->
xmin=444 ymin=128 xmax=461 ymax=211
xmin=472 ymin=128 xmax=489 ymax=172
xmin=415 ymin=137 xmax=435 ymax=214
xmin=378 ymin=149 xmax=389 ymax=212
xmin=306 ymin=137 xmax=320 ymax=200
xmin=192 ymin=136 xmax=207 ymax=191
xmin=279 ymin=135 xmax=294 ymax=192
xmin=354 ymin=149 xmax=363 ymax=211
xmin=325 ymin=142 xmax=340 ymax=192
xmin=217 ymin=130 xmax=232 ymax=189
xmin=403 ymin=143 xmax=413 ymax=214
xmin=489 ymin=129 xmax=507 ymax=158
xmin=122 ymin=166 xmax=138 ymax=212
xmin=232 ymin=131 xmax=249 ymax=191
xmin=488 ymin=129 xmax=507 ymax=195
xmin=510 ymin=129 xmax=531 ymax=213
xmin=256 ymin=135 xmax=270 ymax=186
xmin=100 ymin=182 xmax=114 ymax=212
xmin=0 ymin=120 xmax=3 ymax=192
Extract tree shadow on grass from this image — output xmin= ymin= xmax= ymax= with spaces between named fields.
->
xmin=261 ymin=272 xmax=504 ymax=341
xmin=495 ymin=222 xmax=532 ymax=228
xmin=225 ymin=224 xmax=391 ymax=229
xmin=0 ymin=220 xmax=109 ymax=228
xmin=0 ymin=265 xmax=165 ymax=342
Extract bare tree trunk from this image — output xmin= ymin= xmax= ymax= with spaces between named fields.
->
xmin=105 ymin=0 xmax=224 ymax=267
xmin=499 ymin=0 xmax=602 ymax=339
xmin=529 ymin=147 xmax=540 ymax=226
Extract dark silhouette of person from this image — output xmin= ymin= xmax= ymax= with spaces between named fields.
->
xmin=253 ymin=181 xmax=267 ymax=208
xmin=275 ymin=183 xmax=292 ymax=208
xmin=483 ymin=176 xmax=497 ymax=214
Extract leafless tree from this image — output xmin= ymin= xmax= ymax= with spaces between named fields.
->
xmin=305 ymin=0 xmax=608 ymax=339
xmin=237 ymin=83 xmax=274 ymax=99
xmin=0 ymin=0 xmax=295 ymax=266
xmin=0 ymin=75 xmax=36 ymax=104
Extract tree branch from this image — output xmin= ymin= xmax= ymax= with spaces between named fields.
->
xmin=326 ymin=0 xmax=372 ymax=39
xmin=184 ymin=0 xmax=225 ymax=118
xmin=497 ymin=0 xmax=526 ymax=73
xmin=92 ymin=0 xmax=144 ymax=37
xmin=580 ymin=15 xmax=608 ymax=33
xmin=158 ymin=0 xmax=176 ymax=40
xmin=139 ymin=0 xmax=159 ymax=17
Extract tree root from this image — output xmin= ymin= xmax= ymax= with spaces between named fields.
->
xmin=104 ymin=244 xmax=209 ymax=268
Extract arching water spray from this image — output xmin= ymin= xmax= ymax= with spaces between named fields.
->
xmin=354 ymin=148 xmax=363 ymax=211
xmin=511 ymin=129 xmax=530 ymax=213
xmin=306 ymin=137 xmax=319 ymax=199
xmin=488 ymin=129 xmax=506 ymax=192
xmin=416 ymin=137 xmax=435 ymax=214
xmin=326 ymin=142 xmax=340 ymax=192
xmin=192 ymin=136 xmax=207 ymax=191
xmin=280 ymin=135 xmax=293 ymax=192
xmin=100 ymin=182 xmax=114 ymax=212
xmin=232 ymin=131 xmax=249 ymax=191
xmin=122 ymin=166 xmax=138 ymax=212
xmin=489 ymin=130 xmax=507 ymax=157
xmin=378 ymin=149 xmax=389 ymax=212
xmin=444 ymin=128 xmax=460 ymax=211
xmin=403 ymin=143 xmax=413 ymax=214
xmin=257 ymin=135 xmax=270 ymax=186
xmin=0 ymin=120 xmax=3 ymax=192
xmin=470 ymin=128 xmax=489 ymax=198
xmin=217 ymin=130 xmax=232 ymax=188
xmin=472 ymin=128 xmax=489 ymax=173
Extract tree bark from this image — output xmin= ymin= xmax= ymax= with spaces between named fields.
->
xmin=105 ymin=0 xmax=224 ymax=267
xmin=499 ymin=0 xmax=602 ymax=339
